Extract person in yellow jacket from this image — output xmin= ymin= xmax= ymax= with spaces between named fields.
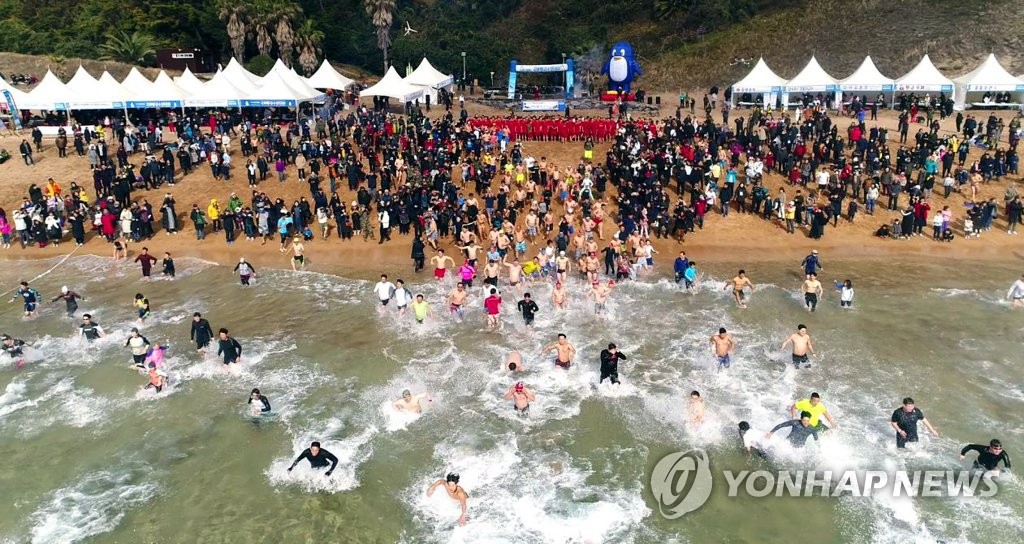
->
xmin=207 ymin=199 xmax=222 ymax=232
xmin=44 ymin=178 xmax=62 ymax=199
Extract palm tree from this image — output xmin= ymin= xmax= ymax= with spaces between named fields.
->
xmin=98 ymin=30 xmax=157 ymax=65
xmin=217 ymin=1 xmax=250 ymax=61
xmin=364 ymin=0 xmax=396 ymax=72
xmin=252 ymin=10 xmax=274 ymax=57
xmin=295 ymin=20 xmax=324 ymax=75
xmin=272 ymin=2 xmax=301 ymax=66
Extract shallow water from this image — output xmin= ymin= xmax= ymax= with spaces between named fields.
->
xmin=0 ymin=254 xmax=1021 ymax=543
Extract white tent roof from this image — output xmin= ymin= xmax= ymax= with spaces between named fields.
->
xmin=360 ymin=66 xmax=425 ymax=102
xmin=128 ymin=71 xmax=190 ymax=108
xmin=404 ymin=58 xmax=453 ymax=89
xmin=182 ymin=69 xmax=245 ymax=108
xmin=63 ymin=66 xmax=122 ymax=109
xmin=305 ymin=59 xmax=354 ymax=90
xmin=21 ymin=70 xmax=78 ymax=110
xmin=95 ymin=72 xmax=135 ymax=106
xmin=222 ymin=58 xmax=261 ymax=91
xmin=839 ymin=56 xmax=894 ymax=91
xmin=241 ymin=69 xmax=325 ymax=107
xmin=120 ymin=67 xmax=154 ymax=95
xmin=953 ymin=54 xmax=1024 ymax=92
xmin=731 ymin=58 xmax=787 ymax=93
xmin=784 ymin=56 xmax=837 ymax=93
xmin=174 ymin=67 xmax=206 ymax=94
xmin=895 ymin=54 xmax=953 ymax=92
xmin=0 ymin=76 xmax=30 ymax=107
xmin=268 ymin=59 xmax=323 ymax=97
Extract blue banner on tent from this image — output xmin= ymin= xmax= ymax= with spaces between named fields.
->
xmin=521 ymin=100 xmax=565 ymax=112
xmin=127 ymin=100 xmax=182 ymax=109
xmin=240 ymin=99 xmax=297 ymax=108
xmin=2 ymin=89 xmax=23 ymax=130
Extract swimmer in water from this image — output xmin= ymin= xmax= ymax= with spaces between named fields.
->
xmin=125 ymin=327 xmax=152 ymax=368
xmin=9 ymin=281 xmax=41 ymax=318
xmin=133 ymin=293 xmax=151 ymax=325
xmin=393 ymin=389 xmax=433 ymax=413
xmin=483 ymin=288 xmax=502 ymax=330
xmin=689 ymin=391 xmax=706 ymax=427
xmin=426 ymin=473 xmax=469 ymax=526
xmin=79 ymin=314 xmax=105 ymax=342
xmin=781 ymin=324 xmax=815 ymax=369
xmin=765 ymin=411 xmax=821 ymax=448
xmin=544 ymin=333 xmax=576 ymax=369
xmin=234 ymin=257 xmax=256 ymax=286
xmin=801 ymin=273 xmax=823 ymax=312
xmin=725 ymin=270 xmax=754 ymax=309
xmin=710 ymin=327 xmax=736 ymax=371
xmin=217 ymin=328 xmax=242 ymax=369
xmin=51 ymin=286 xmax=85 ymax=318
xmin=516 ymin=292 xmax=539 ymax=329
xmin=1006 ymin=274 xmax=1024 ymax=308
xmin=1 ymin=334 xmax=28 ymax=368
xmin=190 ymin=312 xmax=214 ymax=355
xmin=959 ymin=439 xmax=1011 ymax=478
xmin=144 ymin=344 xmax=168 ymax=370
xmin=287 ymin=441 xmax=339 ymax=477
xmin=791 ymin=392 xmax=837 ymax=432
xmin=144 ymin=362 xmax=168 ymax=393
xmin=504 ymin=381 xmax=535 ymax=415
xmin=551 ymin=281 xmax=569 ymax=310
xmin=411 ymin=294 xmax=433 ymax=324
xmin=587 ymin=280 xmax=614 ymax=315
xmin=738 ymin=421 xmax=770 ymax=457
xmin=430 ymin=249 xmax=456 ymax=282
xmin=599 ymin=342 xmax=627 ymax=384
xmin=503 ymin=351 xmax=525 ymax=372
xmin=446 ymin=282 xmax=469 ymax=321
xmin=248 ymin=388 xmax=272 ymax=415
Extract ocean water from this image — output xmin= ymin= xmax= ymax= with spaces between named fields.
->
xmin=0 ymin=254 xmax=1021 ymax=543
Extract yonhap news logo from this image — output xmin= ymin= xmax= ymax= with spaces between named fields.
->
xmin=649 ymin=449 xmax=1001 ymax=518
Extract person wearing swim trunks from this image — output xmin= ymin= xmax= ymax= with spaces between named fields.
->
xmin=447 ymin=282 xmax=469 ymax=321
xmin=725 ymin=270 xmax=754 ymax=309
xmin=517 ymin=293 xmax=539 ymax=327
xmin=10 ymin=281 xmax=41 ymax=318
xmin=504 ymin=259 xmax=524 ymax=294
xmin=802 ymin=273 xmax=823 ymax=312
xmin=287 ymin=236 xmax=305 ymax=271
xmin=710 ymin=327 xmax=736 ymax=371
xmin=504 ymin=381 xmax=535 ymax=415
xmin=426 ymin=473 xmax=469 ymax=526
xmin=481 ymin=260 xmax=500 ymax=290
xmin=587 ymin=280 xmax=614 ymax=315
xmin=551 ymin=281 xmax=569 ymax=310
xmin=217 ymin=328 xmax=242 ymax=369
xmin=133 ymin=293 xmax=151 ymax=324
xmin=781 ymin=324 xmax=815 ymax=369
xmin=503 ymin=351 xmax=525 ymax=372
xmin=125 ymin=327 xmax=151 ymax=368
xmin=459 ymin=260 xmax=477 ymax=288
xmin=393 ymin=389 xmax=433 ymax=413
xmin=483 ymin=288 xmax=502 ymax=330
xmin=431 ymin=250 xmax=455 ymax=281
xmin=544 ymin=333 xmax=576 ymax=369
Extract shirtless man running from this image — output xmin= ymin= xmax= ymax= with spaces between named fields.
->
xmin=802 ymin=273 xmax=824 ymax=312
xmin=426 ymin=473 xmax=469 ymax=526
xmin=725 ymin=269 xmax=755 ymax=309
xmin=688 ymin=391 xmax=706 ymax=428
xmin=554 ymin=251 xmax=571 ymax=283
xmin=504 ymin=259 xmax=524 ymax=294
xmin=587 ymin=280 xmax=614 ymax=315
xmin=503 ymin=382 xmax=536 ymax=415
xmin=503 ymin=351 xmax=525 ymax=372
xmin=431 ymin=250 xmax=456 ymax=282
xmin=393 ymin=389 xmax=433 ymax=413
xmin=781 ymin=324 xmax=816 ymax=369
xmin=544 ymin=333 xmax=577 ymax=369
xmin=286 ymin=236 xmax=305 ymax=271
xmin=710 ymin=327 xmax=736 ymax=371
xmin=551 ymin=281 xmax=569 ymax=310
xmin=446 ymin=282 xmax=469 ymax=321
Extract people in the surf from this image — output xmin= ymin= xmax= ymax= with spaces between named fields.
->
xmin=287 ymin=441 xmax=339 ymax=477
xmin=144 ymin=362 xmax=168 ymax=393
xmin=710 ymin=327 xmax=736 ymax=371
xmin=1 ymin=334 xmax=28 ymax=368
xmin=446 ymin=282 xmax=469 ymax=321
xmin=133 ymin=293 xmax=151 ymax=324
xmin=801 ymin=249 xmax=824 ymax=275
xmin=10 ymin=281 xmax=41 ymax=318
xmin=587 ymin=279 xmax=614 ymax=315
xmin=890 ymin=397 xmax=940 ymax=449
xmin=725 ymin=270 xmax=754 ymax=309
xmin=286 ymin=236 xmax=305 ymax=271
xmin=765 ymin=411 xmax=821 ymax=448
xmin=190 ymin=312 xmax=214 ymax=355
xmin=248 ymin=388 xmax=272 ymax=415
xmin=802 ymin=273 xmax=823 ymax=312
xmin=544 ymin=333 xmax=576 ymax=369
xmin=135 ymin=246 xmax=158 ymax=281
xmin=599 ymin=342 xmax=627 ymax=384
xmin=144 ymin=344 xmax=168 ymax=369
xmin=504 ymin=381 xmax=535 ymax=415
xmin=162 ymin=252 xmax=176 ymax=279
xmin=833 ymin=279 xmax=855 ymax=308
xmin=781 ymin=324 xmax=815 ymax=369
xmin=125 ymin=327 xmax=152 ymax=368
xmin=430 ymin=249 xmax=455 ymax=282
xmin=516 ymin=292 xmax=539 ymax=328
xmin=673 ymin=251 xmax=689 ymax=284
xmin=504 ymin=351 xmax=524 ymax=373
xmin=393 ymin=389 xmax=433 ymax=413
xmin=1006 ymin=274 xmax=1024 ymax=307
xmin=79 ymin=314 xmax=105 ymax=342
xmin=483 ymin=288 xmax=502 ymax=330
xmin=960 ymin=439 xmax=1010 ymax=477
xmin=551 ymin=280 xmax=569 ymax=310
xmin=683 ymin=261 xmax=699 ymax=293
xmin=216 ymin=328 xmax=242 ymax=368
xmin=426 ymin=473 xmax=469 ymax=526
xmin=411 ymin=294 xmax=432 ymax=324
xmin=738 ymin=421 xmax=770 ymax=457
xmin=234 ymin=257 xmax=256 ymax=286
xmin=393 ymin=279 xmax=413 ymax=317
xmin=688 ymin=391 xmax=706 ymax=428
xmin=374 ymin=274 xmax=396 ymax=306
xmin=51 ymin=286 xmax=84 ymax=318
xmin=790 ymin=392 xmax=837 ymax=432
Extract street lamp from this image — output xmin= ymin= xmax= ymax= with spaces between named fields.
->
xmin=461 ymin=51 xmax=467 ymax=88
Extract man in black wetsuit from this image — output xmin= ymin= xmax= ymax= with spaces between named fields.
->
xmin=516 ymin=293 xmax=539 ymax=327
xmin=766 ymin=411 xmax=820 ymax=447
xmin=2 ymin=334 xmax=27 ymax=367
xmin=599 ymin=342 xmax=628 ymax=385
xmin=960 ymin=439 xmax=1011 ymax=475
xmin=79 ymin=314 xmax=105 ymax=342
xmin=248 ymin=388 xmax=271 ymax=414
xmin=217 ymin=328 xmax=242 ymax=367
xmin=287 ymin=441 xmax=339 ymax=476
xmin=190 ymin=313 xmax=214 ymax=354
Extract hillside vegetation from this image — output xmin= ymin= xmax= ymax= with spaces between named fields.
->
xmin=0 ymin=0 xmax=1020 ymax=90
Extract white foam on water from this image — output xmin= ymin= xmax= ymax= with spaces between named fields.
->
xmin=0 ymin=380 xmax=71 ymax=419
xmin=267 ymin=417 xmax=376 ymax=493
xmin=173 ymin=339 xmax=296 ymax=383
xmin=380 ymin=399 xmax=423 ymax=432
xmin=28 ymin=468 xmax=160 ymax=544
xmin=404 ymin=434 xmax=650 ymax=544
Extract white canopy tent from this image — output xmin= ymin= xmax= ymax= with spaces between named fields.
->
xmin=952 ymin=54 xmax=1024 ymax=110
xmin=173 ymin=67 xmax=207 ymax=94
xmin=730 ymin=57 xmax=787 ymax=108
xmin=128 ymin=71 xmax=190 ymax=109
xmin=241 ymin=69 xmax=325 ymax=108
xmin=782 ymin=56 xmax=839 ymax=109
xmin=65 ymin=66 xmax=124 ymax=110
xmin=894 ymin=54 xmax=954 ymax=94
xmin=360 ymin=66 xmax=425 ymax=103
xmin=21 ymin=70 xmax=78 ymax=110
xmin=838 ymin=56 xmax=894 ymax=105
xmin=304 ymin=59 xmax=354 ymax=90
xmin=182 ymin=69 xmax=245 ymax=108
xmin=0 ymin=76 xmax=30 ymax=109
xmin=267 ymin=59 xmax=325 ymax=101
xmin=222 ymin=58 xmax=262 ymax=89
xmin=120 ymin=67 xmax=155 ymax=96
xmin=404 ymin=58 xmax=454 ymax=102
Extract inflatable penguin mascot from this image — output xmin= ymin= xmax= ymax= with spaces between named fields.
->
xmin=602 ymin=41 xmax=643 ymax=95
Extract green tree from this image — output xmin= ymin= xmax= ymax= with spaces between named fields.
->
xmin=295 ymin=19 xmax=324 ymax=75
xmin=364 ymin=0 xmax=396 ymax=72
xmin=245 ymin=54 xmax=275 ymax=76
xmin=272 ymin=1 xmax=301 ymax=66
xmin=98 ymin=30 xmax=157 ymax=65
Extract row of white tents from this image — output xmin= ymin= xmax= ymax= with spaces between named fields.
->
xmin=0 ymin=58 xmax=359 ymax=112
xmin=0 ymin=56 xmax=454 ymax=113
xmin=731 ymin=54 xmax=1024 ymax=110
